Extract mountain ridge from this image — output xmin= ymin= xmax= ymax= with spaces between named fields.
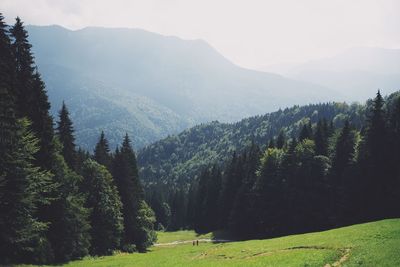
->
xmin=27 ymin=24 xmax=338 ymax=150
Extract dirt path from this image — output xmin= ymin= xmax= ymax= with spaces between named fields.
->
xmin=324 ymin=248 xmax=351 ymax=267
xmin=154 ymin=239 xmax=231 ymax=246
xmin=155 ymin=240 xmax=351 ymax=266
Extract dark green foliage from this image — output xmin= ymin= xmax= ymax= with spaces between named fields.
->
xmin=149 ymin=191 xmax=171 ymax=230
xmin=314 ymin=118 xmax=330 ymax=156
xmin=299 ymin=121 xmax=313 ymax=141
xmin=94 ymin=131 xmax=112 ymax=169
xmin=193 ymin=166 xmax=222 ymax=233
xmin=1 ymin=14 xmax=157 ymax=264
xmin=218 ymin=152 xmax=244 ymax=228
xmin=0 ymin=119 xmax=52 ymax=264
xmin=138 ymin=102 xmax=365 ymax=187
xmin=82 ymin=159 xmax=124 ymax=255
xmin=228 ymin=143 xmax=261 ymax=239
xmin=276 ymin=130 xmax=286 ymax=149
xmin=112 ymin=134 xmax=155 ymax=251
xmin=56 ymin=102 xmax=77 ymax=170
xmin=329 ymin=120 xmax=357 ymax=225
xmin=169 ymin=189 xmax=187 ymax=231
xmin=46 ymin=142 xmax=91 ymax=262
xmin=11 ymin=17 xmax=55 ymax=171
xmin=186 ymin=91 xmax=400 ymax=240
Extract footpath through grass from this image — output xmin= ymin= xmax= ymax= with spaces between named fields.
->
xmin=156 ymin=230 xmax=212 ymax=244
xmin=19 ymin=218 xmax=400 ymax=267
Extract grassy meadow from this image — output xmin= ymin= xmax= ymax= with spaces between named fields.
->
xmin=19 ymin=218 xmax=400 ymax=267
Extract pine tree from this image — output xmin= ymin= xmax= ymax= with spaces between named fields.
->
xmin=276 ymin=130 xmax=286 ymax=149
xmin=330 ymin=120 xmax=356 ymax=225
xmin=94 ymin=131 xmax=111 ymax=169
xmin=218 ymin=152 xmax=244 ymax=228
xmin=10 ymin=17 xmax=34 ymax=116
xmin=56 ymin=102 xmax=76 ymax=170
xmin=0 ymin=119 xmax=52 ymax=264
xmin=229 ymin=144 xmax=260 ymax=239
xmin=386 ymin=95 xmax=400 ymax=217
xmin=360 ymin=90 xmax=390 ymax=219
xmin=299 ymin=122 xmax=312 ymax=141
xmin=0 ymin=13 xmax=16 ymax=154
xmin=82 ymin=159 xmax=124 ymax=255
xmin=45 ymin=139 xmax=91 ymax=262
xmin=314 ymin=119 xmax=329 ymax=156
xmin=112 ymin=134 xmax=155 ymax=251
xmin=10 ymin=17 xmax=55 ymax=170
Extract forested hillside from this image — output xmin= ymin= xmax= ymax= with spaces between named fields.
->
xmin=0 ymin=15 xmax=156 ymax=265
xmin=27 ymin=25 xmax=335 ymax=150
xmin=138 ymin=101 xmax=368 ymax=185
xmin=142 ymin=91 xmax=400 ymax=234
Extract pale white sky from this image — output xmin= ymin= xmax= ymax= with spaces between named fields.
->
xmin=2 ymin=0 xmax=400 ymax=69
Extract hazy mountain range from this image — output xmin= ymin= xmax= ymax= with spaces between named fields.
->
xmin=261 ymin=47 xmax=400 ymax=101
xmin=26 ymin=25 xmax=398 ymax=150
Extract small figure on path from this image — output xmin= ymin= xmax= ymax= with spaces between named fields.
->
xmin=192 ymin=240 xmax=195 ymax=246
xmin=196 ymin=240 xmax=199 ymax=246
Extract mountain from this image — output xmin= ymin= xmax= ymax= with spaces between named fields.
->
xmin=137 ymin=91 xmax=399 ymax=186
xmin=262 ymin=47 xmax=400 ymax=101
xmin=137 ymin=101 xmax=363 ymax=185
xmin=27 ymin=25 xmax=336 ymax=150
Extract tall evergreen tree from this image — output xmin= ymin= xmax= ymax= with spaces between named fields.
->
xmin=56 ymin=102 xmax=76 ymax=170
xmin=360 ymin=91 xmax=391 ymax=219
xmin=94 ymin=131 xmax=111 ymax=169
xmin=218 ymin=152 xmax=244 ymax=228
xmin=0 ymin=119 xmax=52 ymax=264
xmin=112 ymin=134 xmax=155 ymax=251
xmin=314 ymin=119 xmax=329 ymax=156
xmin=82 ymin=159 xmax=124 ymax=255
xmin=44 ymin=138 xmax=91 ymax=262
xmin=330 ymin=120 xmax=356 ymax=225
xmin=299 ymin=122 xmax=312 ymax=141
xmin=276 ymin=130 xmax=286 ymax=149
xmin=10 ymin=17 xmax=55 ymax=170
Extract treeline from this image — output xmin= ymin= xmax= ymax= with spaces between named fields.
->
xmin=138 ymin=101 xmax=366 ymax=186
xmin=0 ymin=14 xmax=155 ymax=265
xmin=148 ymin=91 xmax=400 ymax=237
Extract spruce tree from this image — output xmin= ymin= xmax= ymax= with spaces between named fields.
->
xmin=361 ymin=90 xmax=390 ymax=219
xmin=10 ymin=17 xmax=55 ymax=170
xmin=112 ymin=134 xmax=155 ymax=251
xmin=56 ymin=102 xmax=76 ymax=170
xmin=330 ymin=120 xmax=356 ymax=225
xmin=45 ymin=139 xmax=91 ymax=262
xmin=0 ymin=119 xmax=52 ymax=264
xmin=276 ymin=130 xmax=286 ymax=149
xmin=94 ymin=131 xmax=111 ymax=169
xmin=314 ymin=119 xmax=329 ymax=156
xmin=299 ymin=122 xmax=312 ymax=141
xmin=82 ymin=159 xmax=124 ymax=255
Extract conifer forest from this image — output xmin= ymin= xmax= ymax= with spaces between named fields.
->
xmin=0 ymin=5 xmax=399 ymax=266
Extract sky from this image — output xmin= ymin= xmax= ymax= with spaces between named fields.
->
xmin=2 ymin=0 xmax=400 ymax=69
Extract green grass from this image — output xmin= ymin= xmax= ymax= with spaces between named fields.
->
xmin=20 ymin=218 xmax=400 ymax=267
xmin=156 ymin=230 xmax=212 ymax=243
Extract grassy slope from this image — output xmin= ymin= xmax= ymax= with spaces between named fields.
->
xmin=156 ymin=230 xmax=212 ymax=243
xmin=21 ymin=219 xmax=400 ymax=267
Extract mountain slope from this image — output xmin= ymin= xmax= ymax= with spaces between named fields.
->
xmin=27 ymin=25 xmax=336 ymax=150
xmin=263 ymin=47 xmax=400 ymax=101
xmin=137 ymin=102 xmax=366 ymax=185
xmin=20 ymin=219 xmax=400 ymax=266
xmin=137 ymin=91 xmax=400 ymax=186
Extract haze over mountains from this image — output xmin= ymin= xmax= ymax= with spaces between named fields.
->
xmin=27 ymin=25 xmax=337 ymax=150
xmin=26 ymin=25 xmax=399 ymax=150
xmin=261 ymin=47 xmax=400 ymax=101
